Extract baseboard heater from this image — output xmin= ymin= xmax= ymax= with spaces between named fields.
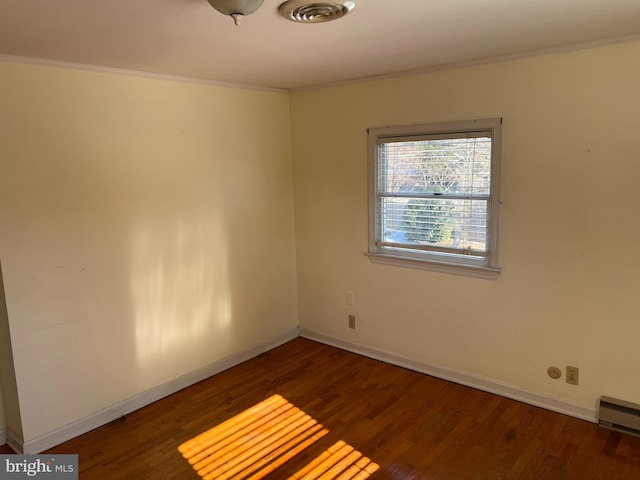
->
xmin=598 ymin=396 xmax=640 ymax=437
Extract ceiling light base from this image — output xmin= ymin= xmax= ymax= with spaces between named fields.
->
xmin=207 ymin=0 xmax=265 ymax=24
xmin=230 ymin=13 xmax=243 ymax=25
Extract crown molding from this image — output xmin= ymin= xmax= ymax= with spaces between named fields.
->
xmin=0 ymin=54 xmax=288 ymax=94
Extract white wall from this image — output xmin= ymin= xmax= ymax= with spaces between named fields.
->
xmin=0 ymin=61 xmax=298 ymax=444
xmin=290 ymin=41 xmax=640 ymax=412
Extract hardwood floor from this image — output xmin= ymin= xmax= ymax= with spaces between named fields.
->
xmin=2 ymin=338 xmax=640 ymax=478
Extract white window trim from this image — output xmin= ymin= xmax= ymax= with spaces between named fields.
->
xmin=366 ymin=118 xmax=502 ymax=280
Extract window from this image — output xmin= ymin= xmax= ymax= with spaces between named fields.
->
xmin=367 ymin=118 xmax=502 ymax=279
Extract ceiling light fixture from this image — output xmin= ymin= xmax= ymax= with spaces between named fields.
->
xmin=206 ymin=0 xmax=265 ymax=25
xmin=279 ymin=0 xmax=356 ymax=23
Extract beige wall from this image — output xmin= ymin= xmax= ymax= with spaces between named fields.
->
xmin=0 ymin=269 xmax=5 ymax=435
xmin=290 ymin=41 xmax=640 ymax=411
xmin=0 ymin=261 xmax=22 ymax=441
xmin=0 ymin=390 xmax=4 ymax=434
xmin=0 ymin=62 xmax=298 ymax=442
xmin=1 ymin=39 xmax=639 ymax=447
xmin=0 ymin=392 xmax=5 ymax=437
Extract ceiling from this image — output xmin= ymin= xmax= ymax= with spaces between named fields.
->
xmin=1 ymin=0 xmax=639 ymax=90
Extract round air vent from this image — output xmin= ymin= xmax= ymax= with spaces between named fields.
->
xmin=279 ymin=1 xmax=356 ymax=23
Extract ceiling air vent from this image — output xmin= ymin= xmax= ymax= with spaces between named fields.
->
xmin=279 ymin=1 xmax=356 ymax=23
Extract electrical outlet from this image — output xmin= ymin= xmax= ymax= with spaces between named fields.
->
xmin=346 ymin=291 xmax=355 ymax=306
xmin=547 ymin=366 xmax=561 ymax=379
xmin=348 ymin=315 xmax=356 ymax=329
xmin=566 ymin=366 xmax=579 ymax=385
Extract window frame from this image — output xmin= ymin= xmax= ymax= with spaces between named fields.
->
xmin=367 ymin=118 xmax=502 ymax=280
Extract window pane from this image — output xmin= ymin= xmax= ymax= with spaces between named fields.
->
xmin=380 ymin=197 xmax=488 ymax=253
xmin=378 ymin=137 xmax=491 ymax=196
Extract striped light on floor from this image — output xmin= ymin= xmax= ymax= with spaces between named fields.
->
xmin=178 ymin=394 xmax=379 ymax=479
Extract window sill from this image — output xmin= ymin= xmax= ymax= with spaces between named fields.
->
xmin=365 ymin=252 xmax=501 ymax=280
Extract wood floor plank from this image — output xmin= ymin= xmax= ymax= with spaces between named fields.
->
xmin=2 ymin=338 xmax=640 ymax=479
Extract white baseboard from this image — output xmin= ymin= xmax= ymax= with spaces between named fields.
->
xmin=13 ymin=326 xmax=596 ymax=454
xmin=299 ymin=328 xmax=597 ymax=424
xmin=18 ymin=328 xmax=299 ymax=454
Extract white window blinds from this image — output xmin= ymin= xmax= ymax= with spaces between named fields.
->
xmin=376 ymin=134 xmax=492 ymax=258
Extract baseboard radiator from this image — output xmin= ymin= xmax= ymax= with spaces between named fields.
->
xmin=598 ymin=396 xmax=640 ymax=437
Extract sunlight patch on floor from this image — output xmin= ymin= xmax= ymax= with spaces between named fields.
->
xmin=290 ymin=440 xmax=379 ymax=480
xmin=178 ymin=394 xmax=379 ymax=480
